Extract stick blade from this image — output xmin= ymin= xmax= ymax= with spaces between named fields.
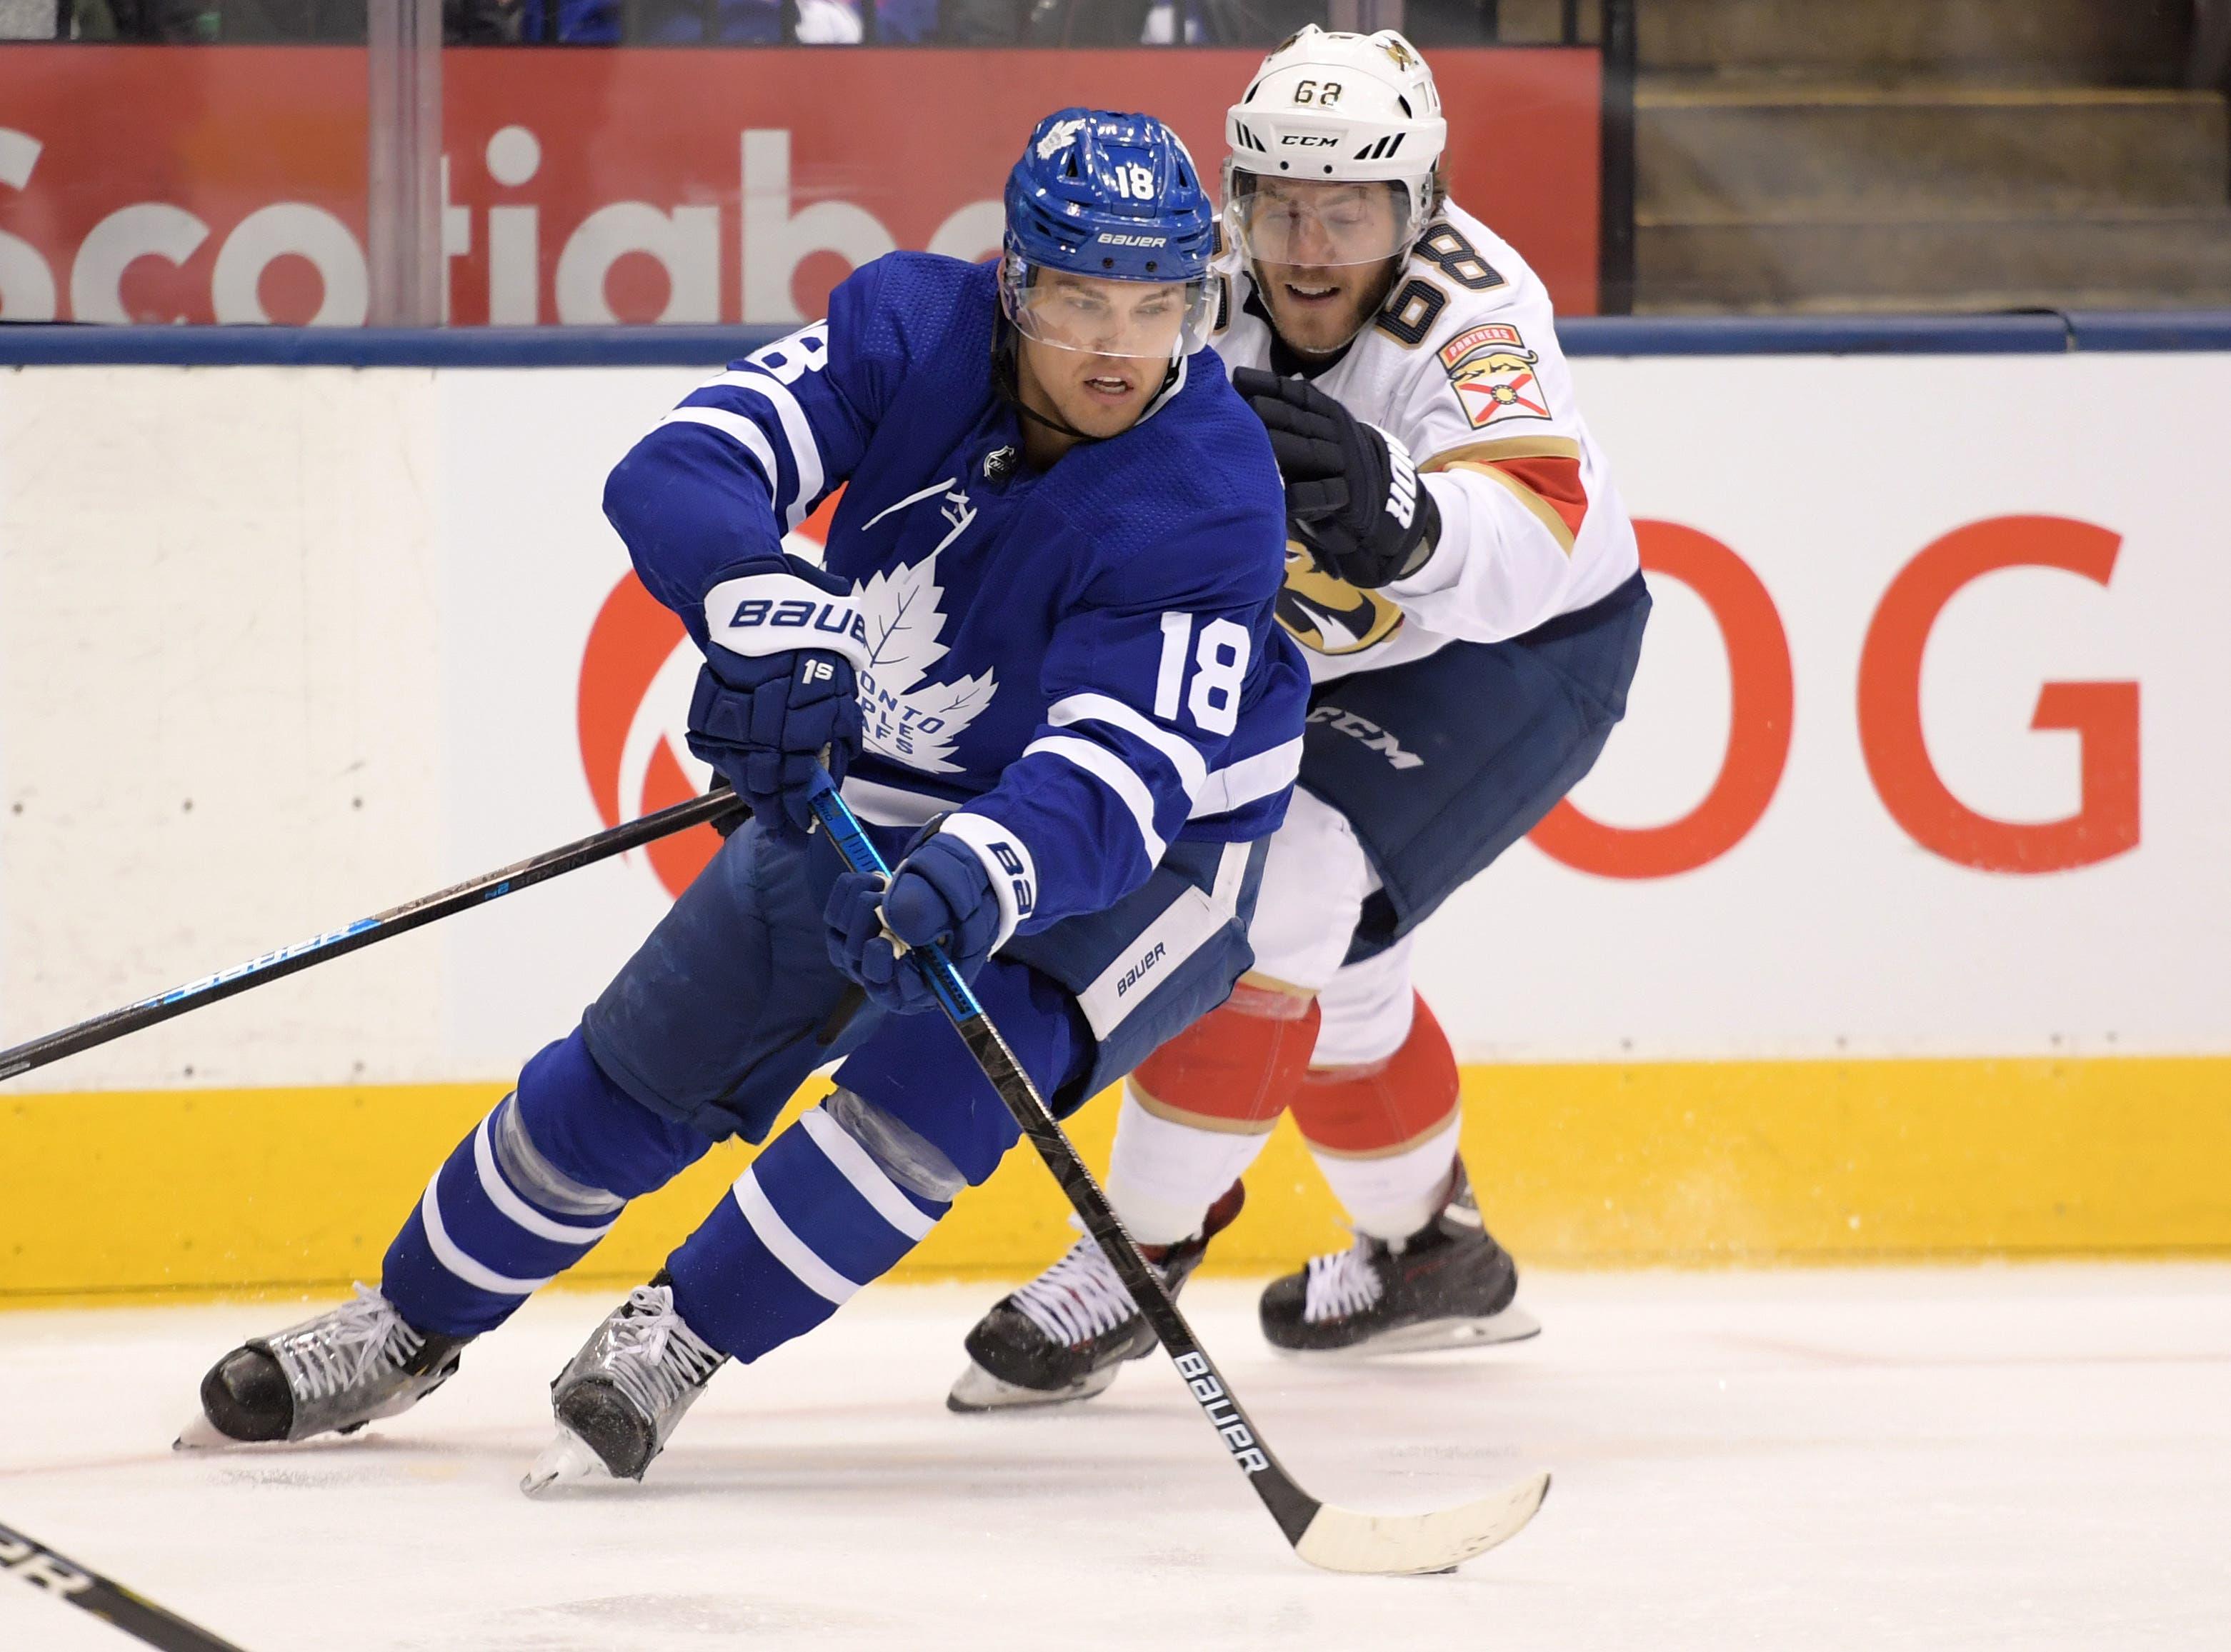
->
xmin=1292 ymin=1471 xmax=1550 ymax=1576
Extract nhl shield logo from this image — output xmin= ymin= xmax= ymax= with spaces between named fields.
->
xmin=1439 ymin=322 xmax=1552 ymax=430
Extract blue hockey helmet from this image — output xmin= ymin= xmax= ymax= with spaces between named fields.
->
xmin=1001 ymin=109 xmax=1219 ymax=361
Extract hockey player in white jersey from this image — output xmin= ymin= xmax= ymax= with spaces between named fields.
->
xmin=953 ymin=27 xmax=1649 ymax=1408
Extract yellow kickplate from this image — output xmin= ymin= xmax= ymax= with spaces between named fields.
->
xmin=4 ymin=1056 xmax=2227 ymax=1306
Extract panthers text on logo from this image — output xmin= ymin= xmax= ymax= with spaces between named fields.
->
xmin=1438 ymin=321 xmax=1551 ymax=431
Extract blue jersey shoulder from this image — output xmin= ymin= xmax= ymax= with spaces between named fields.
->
xmin=827 ymin=251 xmax=995 ymax=406
xmin=1039 ymin=354 xmax=1288 ymax=606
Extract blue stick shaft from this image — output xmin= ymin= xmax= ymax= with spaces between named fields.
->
xmin=802 ymin=771 xmax=1320 ymax=1547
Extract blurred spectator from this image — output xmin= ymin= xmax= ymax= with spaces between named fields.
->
xmin=2195 ymin=1 xmax=2231 ymax=92
xmin=65 ymin=0 xmax=222 ymax=35
xmin=1402 ymin=0 xmax=1499 ymax=46
xmin=20 ymin=0 xmax=1333 ymax=42
xmin=508 ymin=0 xmax=929 ymax=43
xmin=448 ymin=0 xmax=521 ymax=41
xmin=1022 ymin=0 xmax=1154 ymax=43
xmin=1199 ymin=1 xmax=1322 ymax=44
xmin=941 ymin=0 xmax=1318 ymax=44
xmin=1 ymin=0 xmax=56 ymax=36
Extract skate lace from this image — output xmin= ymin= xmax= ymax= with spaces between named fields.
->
xmin=1012 ymin=1239 xmax=1137 ymax=1350
xmin=1302 ymin=1240 xmax=1385 ymax=1324
xmin=602 ymin=1286 xmax=725 ymax=1419
xmin=274 ymin=1283 xmax=423 ymax=1403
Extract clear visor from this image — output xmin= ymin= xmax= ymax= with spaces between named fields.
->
xmin=1223 ymin=171 xmax=1417 ymax=269
xmin=999 ymin=255 xmax=1217 ymax=361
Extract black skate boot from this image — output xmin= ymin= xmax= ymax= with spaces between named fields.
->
xmin=1259 ymin=1160 xmax=1539 ymax=1356
xmin=177 ymin=1284 xmax=470 ymax=1448
xmin=521 ymin=1274 xmax=728 ymax=1492
xmin=947 ymin=1181 xmax=1244 ymax=1412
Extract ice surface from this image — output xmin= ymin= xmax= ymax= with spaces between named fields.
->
xmin=2 ymin=1266 xmax=2227 ymax=1650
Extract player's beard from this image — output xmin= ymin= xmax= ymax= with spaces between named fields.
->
xmin=1254 ymin=255 xmax=1403 ymax=360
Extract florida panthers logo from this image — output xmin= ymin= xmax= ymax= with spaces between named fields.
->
xmin=1440 ymin=322 xmax=1552 ymax=431
xmin=1277 ymin=541 xmax=1404 ymax=656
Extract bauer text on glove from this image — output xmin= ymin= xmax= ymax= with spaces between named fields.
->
xmin=688 ymin=557 xmax=869 ymax=836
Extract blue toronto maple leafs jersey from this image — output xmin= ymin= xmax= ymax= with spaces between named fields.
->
xmin=604 ymin=251 xmax=1309 ymax=936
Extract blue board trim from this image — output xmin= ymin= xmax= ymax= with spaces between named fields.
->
xmin=1562 ymin=314 xmax=2074 ymax=356
xmin=6 ymin=311 xmax=2231 ymax=366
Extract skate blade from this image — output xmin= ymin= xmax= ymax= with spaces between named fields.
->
xmin=520 ymin=1426 xmax=610 ymax=1496
xmin=173 ymin=1408 xmax=233 ymax=1452
xmin=1272 ymin=1303 xmax=1543 ymax=1363
xmin=946 ymin=1359 xmax=1121 ymax=1413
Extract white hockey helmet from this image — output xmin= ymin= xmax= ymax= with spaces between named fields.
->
xmin=1224 ymin=26 xmax=1447 ymax=269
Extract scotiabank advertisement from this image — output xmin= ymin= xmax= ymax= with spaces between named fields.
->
xmin=0 ymin=44 xmax=1602 ymax=326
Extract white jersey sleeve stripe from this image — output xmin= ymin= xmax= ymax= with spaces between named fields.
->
xmin=657 ymin=406 xmax=780 ymax=499
xmin=1047 ymin=692 xmax=1209 ymax=800
xmin=704 ymin=369 xmax=827 ymax=530
xmin=1190 ymin=735 xmax=1303 ymax=819
xmin=1021 ymin=734 xmax=1169 ymax=864
xmin=732 ymin=1168 xmax=862 ymax=1306
xmin=799 ymin=1108 xmax=939 ymax=1243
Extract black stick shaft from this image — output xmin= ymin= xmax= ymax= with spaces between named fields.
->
xmin=0 ymin=791 xmax=744 ymax=1085
xmin=806 ymin=779 xmax=1322 ymax=1549
xmin=1 ymin=1520 xmax=251 ymax=1652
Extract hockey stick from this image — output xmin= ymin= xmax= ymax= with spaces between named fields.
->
xmin=804 ymin=772 xmax=1549 ymax=1576
xmin=0 ymin=790 xmax=747 ymax=1085
xmin=1 ymin=1518 xmax=251 ymax=1651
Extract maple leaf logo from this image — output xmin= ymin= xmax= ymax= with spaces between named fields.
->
xmin=852 ymin=549 xmax=997 ymax=774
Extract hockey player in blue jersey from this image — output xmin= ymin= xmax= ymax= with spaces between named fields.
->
xmin=180 ymin=110 xmax=1309 ymax=1486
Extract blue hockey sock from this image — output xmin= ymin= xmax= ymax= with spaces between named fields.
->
xmin=383 ymin=1028 xmax=712 ymax=1338
xmin=666 ymin=1093 xmax=953 ymax=1362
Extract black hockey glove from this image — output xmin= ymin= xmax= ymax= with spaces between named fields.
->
xmin=1234 ymin=366 xmax=1441 ymax=590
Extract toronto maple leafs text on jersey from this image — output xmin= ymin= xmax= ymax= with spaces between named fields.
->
xmin=1212 ymin=202 xmax=1642 ymax=684
xmin=604 ymin=252 xmax=1310 ymax=936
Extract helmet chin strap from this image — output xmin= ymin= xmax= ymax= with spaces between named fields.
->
xmin=992 ymin=318 xmax=1182 ymax=449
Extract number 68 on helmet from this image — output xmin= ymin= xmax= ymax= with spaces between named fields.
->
xmin=1224 ymin=26 xmax=1449 ymax=269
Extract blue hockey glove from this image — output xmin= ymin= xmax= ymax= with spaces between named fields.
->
xmin=824 ymin=832 xmax=1001 ymax=1015
xmin=1234 ymin=366 xmax=1441 ymax=590
xmin=687 ymin=560 xmax=864 ymax=837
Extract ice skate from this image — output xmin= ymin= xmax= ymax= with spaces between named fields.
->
xmin=948 ymin=1182 xmax=1243 ymax=1412
xmin=1259 ymin=1161 xmax=1539 ymax=1357
xmin=521 ymin=1277 xmax=727 ymax=1493
xmin=176 ymin=1283 xmax=469 ymax=1448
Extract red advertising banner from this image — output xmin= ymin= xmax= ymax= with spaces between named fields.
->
xmin=0 ymin=44 xmax=1600 ymax=329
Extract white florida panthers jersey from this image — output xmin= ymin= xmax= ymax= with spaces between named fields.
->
xmin=1211 ymin=201 xmax=1641 ymax=684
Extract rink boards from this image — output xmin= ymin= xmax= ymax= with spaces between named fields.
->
xmin=2 ymin=335 xmax=2228 ymax=1298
